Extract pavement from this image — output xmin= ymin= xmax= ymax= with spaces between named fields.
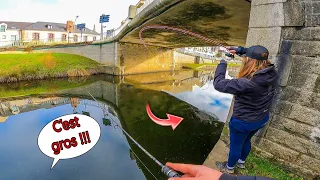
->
xmin=203 ymin=139 xmax=229 ymax=170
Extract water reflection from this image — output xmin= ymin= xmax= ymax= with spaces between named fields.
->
xmin=0 ymin=97 xmax=146 ymax=180
xmin=0 ymin=68 xmax=238 ymax=180
xmin=170 ymin=80 xmax=233 ymax=122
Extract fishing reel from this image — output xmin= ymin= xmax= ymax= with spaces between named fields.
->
xmin=162 ymin=166 xmax=182 ymax=178
xmin=225 ymin=52 xmax=235 ymax=59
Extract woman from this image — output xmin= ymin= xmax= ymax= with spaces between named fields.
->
xmin=213 ymin=45 xmax=278 ymax=173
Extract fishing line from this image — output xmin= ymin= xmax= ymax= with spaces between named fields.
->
xmin=87 ymin=92 xmax=159 ymax=179
xmin=139 ymin=25 xmax=231 ymax=54
xmin=87 ymin=92 xmax=182 ymax=178
xmin=113 ymin=122 xmax=159 ymax=180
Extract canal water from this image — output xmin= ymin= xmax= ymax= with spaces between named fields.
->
xmin=0 ymin=68 xmax=238 ymax=180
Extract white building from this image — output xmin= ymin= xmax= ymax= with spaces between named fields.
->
xmin=0 ymin=21 xmax=100 ymax=47
xmin=23 ymin=21 xmax=100 ymax=43
xmin=0 ymin=21 xmax=33 ymax=47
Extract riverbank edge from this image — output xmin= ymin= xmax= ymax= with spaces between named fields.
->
xmin=0 ymin=67 xmax=105 ymax=83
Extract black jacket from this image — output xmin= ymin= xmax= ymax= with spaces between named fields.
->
xmin=213 ymin=60 xmax=278 ymax=122
xmin=219 ymin=173 xmax=275 ymax=180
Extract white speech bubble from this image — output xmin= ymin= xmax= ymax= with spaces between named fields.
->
xmin=38 ymin=114 xmax=101 ymax=169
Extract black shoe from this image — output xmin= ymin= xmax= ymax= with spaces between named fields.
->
xmin=215 ymin=161 xmax=235 ymax=174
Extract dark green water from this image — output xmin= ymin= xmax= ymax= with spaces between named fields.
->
xmin=0 ymin=70 xmax=235 ymax=180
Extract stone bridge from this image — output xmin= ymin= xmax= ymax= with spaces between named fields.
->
xmin=36 ymin=0 xmax=251 ymax=75
xmin=27 ymin=0 xmax=320 ymax=177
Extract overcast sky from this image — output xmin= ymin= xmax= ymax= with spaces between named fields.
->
xmin=0 ymin=0 xmax=138 ymax=31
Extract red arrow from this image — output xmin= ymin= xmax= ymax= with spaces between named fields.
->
xmin=146 ymin=103 xmax=184 ymax=131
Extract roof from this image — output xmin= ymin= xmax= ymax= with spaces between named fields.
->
xmin=0 ymin=21 xmax=33 ymax=30
xmin=24 ymin=21 xmax=100 ymax=35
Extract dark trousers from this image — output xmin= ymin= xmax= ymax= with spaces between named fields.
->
xmin=227 ymin=115 xmax=269 ymax=168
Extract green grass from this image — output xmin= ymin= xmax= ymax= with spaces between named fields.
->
xmin=238 ymin=154 xmax=304 ymax=180
xmin=0 ymin=53 xmax=100 ymax=78
xmin=183 ymin=63 xmax=240 ymax=69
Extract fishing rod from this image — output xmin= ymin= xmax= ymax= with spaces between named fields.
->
xmin=139 ymin=25 xmax=236 ymax=59
xmin=88 ymin=93 xmax=182 ymax=178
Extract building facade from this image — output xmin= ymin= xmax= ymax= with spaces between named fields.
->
xmin=0 ymin=21 xmax=33 ymax=47
xmin=0 ymin=21 xmax=100 ymax=47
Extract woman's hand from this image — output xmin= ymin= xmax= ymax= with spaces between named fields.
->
xmin=166 ymin=162 xmax=223 ymax=180
xmin=227 ymin=46 xmax=238 ymax=55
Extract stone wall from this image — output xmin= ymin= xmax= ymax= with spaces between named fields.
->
xmin=36 ymin=42 xmax=181 ymax=75
xmin=173 ymin=51 xmax=197 ymax=68
xmin=246 ymin=0 xmax=320 ymax=177
xmin=36 ymin=42 xmax=117 ymax=66
xmin=117 ymin=43 xmax=177 ymax=75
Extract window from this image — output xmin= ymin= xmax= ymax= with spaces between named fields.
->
xmin=48 ymin=33 xmax=54 ymax=41
xmin=47 ymin=25 xmax=53 ymax=29
xmin=61 ymin=34 xmax=67 ymax=41
xmin=74 ymin=35 xmax=78 ymax=42
xmin=93 ymin=36 xmax=96 ymax=41
xmin=2 ymin=35 xmax=6 ymax=39
xmin=11 ymin=35 xmax=17 ymax=41
xmin=0 ymin=25 xmax=6 ymax=32
xmin=32 ymin=33 xmax=40 ymax=41
xmin=83 ymin=36 xmax=88 ymax=42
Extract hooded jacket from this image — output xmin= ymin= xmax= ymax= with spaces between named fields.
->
xmin=213 ymin=60 xmax=278 ymax=122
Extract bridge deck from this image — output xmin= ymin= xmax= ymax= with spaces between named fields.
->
xmin=120 ymin=0 xmax=251 ymax=48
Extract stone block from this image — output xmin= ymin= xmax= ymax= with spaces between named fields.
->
xmin=296 ymin=154 xmax=320 ymax=174
xmin=252 ymin=0 xmax=287 ymax=6
xmin=278 ymin=86 xmax=314 ymax=107
xmin=283 ymin=1 xmax=304 ymax=26
xmin=291 ymin=55 xmax=320 ymax=75
xmin=288 ymin=104 xmax=320 ymax=126
xmin=287 ymin=72 xmax=318 ymax=91
xmin=256 ymin=139 xmax=299 ymax=162
xmin=265 ymin=127 xmax=320 ymax=159
xmin=314 ymin=76 xmax=320 ymax=93
xmin=249 ymin=3 xmax=285 ymax=28
xmin=283 ymin=27 xmax=312 ymax=41
xmin=312 ymin=27 xmax=320 ymax=40
xmin=290 ymin=41 xmax=320 ymax=56
xmin=270 ymin=114 xmax=314 ymax=139
xmin=254 ymin=144 xmax=318 ymax=178
xmin=246 ymin=27 xmax=282 ymax=54
xmin=272 ymin=100 xmax=293 ymax=116
xmin=309 ymin=92 xmax=320 ymax=112
xmin=312 ymin=1 xmax=320 ymax=14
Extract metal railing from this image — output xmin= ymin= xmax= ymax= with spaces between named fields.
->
xmin=136 ymin=0 xmax=156 ymax=15
xmin=104 ymin=18 xmax=131 ymax=40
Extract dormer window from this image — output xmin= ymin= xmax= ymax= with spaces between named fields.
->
xmin=0 ymin=23 xmax=7 ymax=32
xmin=47 ymin=24 xmax=53 ymax=29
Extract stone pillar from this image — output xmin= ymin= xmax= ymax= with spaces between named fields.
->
xmin=247 ymin=0 xmax=320 ymax=177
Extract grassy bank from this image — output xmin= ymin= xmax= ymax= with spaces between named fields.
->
xmin=238 ymin=154 xmax=303 ymax=180
xmin=183 ymin=63 xmax=241 ymax=70
xmin=0 ymin=53 xmax=102 ymax=83
xmin=0 ymin=77 xmax=98 ymax=98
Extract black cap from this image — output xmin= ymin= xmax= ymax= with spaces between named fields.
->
xmin=245 ymin=45 xmax=269 ymax=60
